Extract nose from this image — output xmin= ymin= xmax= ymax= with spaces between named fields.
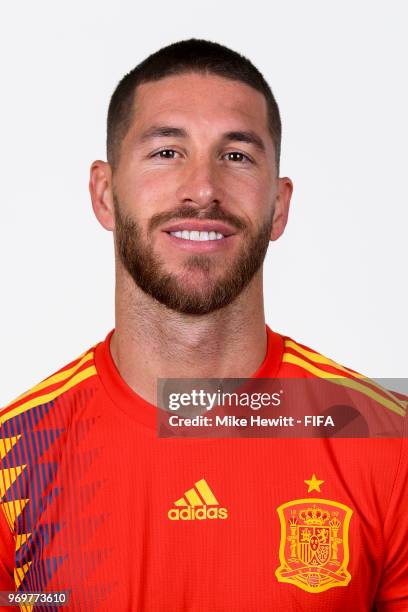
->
xmin=175 ymin=157 xmax=225 ymax=210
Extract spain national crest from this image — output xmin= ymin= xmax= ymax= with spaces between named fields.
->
xmin=275 ymin=498 xmax=353 ymax=593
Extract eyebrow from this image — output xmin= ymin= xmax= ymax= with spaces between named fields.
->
xmin=222 ymin=130 xmax=265 ymax=153
xmin=139 ymin=126 xmax=188 ymax=141
xmin=139 ymin=126 xmax=266 ymax=153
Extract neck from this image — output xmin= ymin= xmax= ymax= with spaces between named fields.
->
xmin=110 ymin=268 xmax=268 ymax=405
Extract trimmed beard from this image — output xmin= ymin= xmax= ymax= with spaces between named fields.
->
xmin=114 ymin=196 xmax=273 ymax=315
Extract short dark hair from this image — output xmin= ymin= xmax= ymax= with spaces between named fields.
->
xmin=107 ymin=38 xmax=282 ymax=173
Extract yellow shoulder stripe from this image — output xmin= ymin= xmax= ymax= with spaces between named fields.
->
xmin=285 ymin=340 xmax=364 ymax=378
xmin=1 ymin=364 xmax=97 ymax=425
xmin=283 ymin=353 xmax=406 ymax=417
xmin=4 ymin=349 xmax=95 ymax=410
xmin=286 ymin=339 xmax=407 ymax=413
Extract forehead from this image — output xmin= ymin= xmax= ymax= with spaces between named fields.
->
xmin=130 ymin=72 xmax=270 ymax=138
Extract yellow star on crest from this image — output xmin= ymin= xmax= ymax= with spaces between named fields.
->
xmin=304 ymin=473 xmax=324 ymax=493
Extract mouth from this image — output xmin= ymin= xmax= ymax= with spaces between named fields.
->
xmin=161 ymin=221 xmax=237 ymax=242
xmin=161 ymin=221 xmax=237 ymax=251
xmin=167 ymin=229 xmax=225 ymax=241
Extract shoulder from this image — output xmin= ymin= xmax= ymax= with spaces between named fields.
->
xmin=279 ymin=334 xmax=407 ymax=420
xmin=281 ymin=335 xmax=362 ymax=378
xmin=1 ymin=342 xmax=100 ymax=427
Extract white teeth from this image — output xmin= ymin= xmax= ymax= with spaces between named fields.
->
xmin=169 ymin=230 xmax=225 ymax=241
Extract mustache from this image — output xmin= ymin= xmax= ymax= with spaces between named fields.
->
xmin=148 ymin=204 xmax=248 ymax=233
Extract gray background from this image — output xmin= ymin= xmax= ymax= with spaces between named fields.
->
xmin=1 ymin=1 xmax=407 ymax=404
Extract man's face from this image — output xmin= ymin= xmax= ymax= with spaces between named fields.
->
xmin=111 ymin=72 xmax=280 ymax=315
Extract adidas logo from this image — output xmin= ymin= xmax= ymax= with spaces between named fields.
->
xmin=168 ymin=478 xmax=228 ymax=521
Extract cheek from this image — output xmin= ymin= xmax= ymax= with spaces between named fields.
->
xmin=118 ymin=166 xmax=175 ymax=217
xmin=226 ymin=165 xmax=270 ymax=192
xmin=226 ymin=172 xmax=272 ymax=214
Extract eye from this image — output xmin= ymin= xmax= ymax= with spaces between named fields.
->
xmin=223 ymin=151 xmax=252 ymax=163
xmin=153 ymin=149 xmax=179 ymax=159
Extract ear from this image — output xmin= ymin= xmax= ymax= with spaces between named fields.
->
xmin=270 ymin=177 xmax=293 ymax=241
xmin=89 ymin=160 xmax=115 ymax=231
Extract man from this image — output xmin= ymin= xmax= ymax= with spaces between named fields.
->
xmin=1 ymin=39 xmax=407 ymax=611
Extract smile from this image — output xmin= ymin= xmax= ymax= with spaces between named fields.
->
xmin=168 ymin=230 xmax=224 ymax=241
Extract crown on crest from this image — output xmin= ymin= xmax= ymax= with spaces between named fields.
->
xmin=299 ymin=505 xmax=330 ymax=525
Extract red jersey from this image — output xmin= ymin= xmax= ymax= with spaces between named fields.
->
xmin=1 ymin=325 xmax=407 ymax=611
